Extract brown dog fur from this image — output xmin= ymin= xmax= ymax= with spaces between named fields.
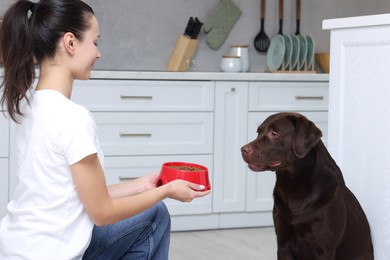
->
xmin=241 ymin=112 xmax=373 ymax=260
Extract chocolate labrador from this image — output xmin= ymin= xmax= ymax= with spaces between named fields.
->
xmin=241 ymin=112 xmax=373 ymax=260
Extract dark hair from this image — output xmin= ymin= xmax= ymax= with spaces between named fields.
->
xmin=0 ymin=0 xmax=94 ymax=122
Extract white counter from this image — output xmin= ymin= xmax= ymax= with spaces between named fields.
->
xmin=0 ymin=68 xmax=328 ymax=82
xmin=323 ymin=13 xmax=390 ymax=30
xmin=89 ymin=71 xmax=329 ymax=82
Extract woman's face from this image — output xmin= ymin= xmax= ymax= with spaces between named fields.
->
xmin=73 ymin=15 xmax=101 ymax=80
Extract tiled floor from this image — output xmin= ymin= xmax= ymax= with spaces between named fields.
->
xmin=169 ymin=227 xmax=277 ymax=260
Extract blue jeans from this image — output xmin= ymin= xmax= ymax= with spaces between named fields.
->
xmin=82 ymin=201 xmax=171 ymax=260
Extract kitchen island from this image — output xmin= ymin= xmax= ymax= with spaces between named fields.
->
xmin=2 ymin=71 xmax=329 ymax=231
xmin=324 ymin=13 xmax=390 ymax=259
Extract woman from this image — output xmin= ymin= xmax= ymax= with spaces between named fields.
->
xmin=0 ymin=0 xmax=210 ymax=259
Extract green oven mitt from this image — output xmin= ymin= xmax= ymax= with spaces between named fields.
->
xmin=203 ymin=0 xmax=242 ymax=50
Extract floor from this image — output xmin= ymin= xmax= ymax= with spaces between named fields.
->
xmin=169 ymin=227 xmax=277 ymax=260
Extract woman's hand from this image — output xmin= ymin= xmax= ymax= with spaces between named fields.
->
xmin=141 ymin=172 xmax=160 ymax=191
xmin=164 ymin=179 xmax=210 ymax=203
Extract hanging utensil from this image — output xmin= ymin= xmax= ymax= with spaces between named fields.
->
xmin=254 ymin=0 xmax=270 ymax=53
xmin=295 ymin=0 xmax=300 ymax=35
xmin=278 ymin=0 xmax=283 ymax=35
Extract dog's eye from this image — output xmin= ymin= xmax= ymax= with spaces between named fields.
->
xmin=270 ymin=131 xmax=279 ymax=138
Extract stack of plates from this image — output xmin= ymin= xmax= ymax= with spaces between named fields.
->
xmin=266 ymin=34 xmax=315 ymax=72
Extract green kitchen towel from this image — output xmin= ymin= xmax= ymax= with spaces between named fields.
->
xmin=203 ymin=0 xmax=242 ymax=50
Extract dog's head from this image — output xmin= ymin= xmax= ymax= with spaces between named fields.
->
xmin=241 ymin=112 xmax=322 ymax=172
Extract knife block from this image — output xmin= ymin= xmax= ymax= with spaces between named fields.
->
xmin=167 ymin=35 xmax=199 ymax=72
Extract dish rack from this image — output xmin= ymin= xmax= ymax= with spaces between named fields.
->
xmin=265 ymin=34 xmax=316 ymax=74
xmin=266 ymin=57 xmax=316 ymax=73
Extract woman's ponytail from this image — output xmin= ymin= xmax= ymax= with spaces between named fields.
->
xmin=0 ymin=0 xmax=36 ymax=123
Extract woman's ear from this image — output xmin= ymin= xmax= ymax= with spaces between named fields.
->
xmin=63 ymin=32 xmax=77 ymax=55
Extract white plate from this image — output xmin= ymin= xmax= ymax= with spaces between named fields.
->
xmin=267 ymin=35 xmax=285 ymax=72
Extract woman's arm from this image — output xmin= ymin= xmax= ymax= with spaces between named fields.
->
xmin=70 ymin=153 xmax=209 ymax=226
xmin=107 ymin=172 xmax=160 ymax=199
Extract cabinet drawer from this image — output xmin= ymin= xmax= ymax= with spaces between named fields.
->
xmin=0 ymin=114 xmax=9 ymax=157
xmin=72 ymin=80 xmax=214 ymax=112
xmin=104 ymin=155 xmax=212 ymax=216
xmin=249 ymin=82 xmax=328 ymax=111
xmin=93 ymin=112 xmax=213 ymax=156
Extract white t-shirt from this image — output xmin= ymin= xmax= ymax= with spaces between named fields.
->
xmin=0 ymin=90 xmax=104 ymax=259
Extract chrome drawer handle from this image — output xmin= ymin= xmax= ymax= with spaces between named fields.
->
xmin=295 ymin=96 xmax=324 ymax=100
xmin=119 ymin=133 xmax=152 ymax=138
xmin=119 ymin=177 xmax=138 ymax=182
xmin=120 ymin=95 xmax=153 ymax=100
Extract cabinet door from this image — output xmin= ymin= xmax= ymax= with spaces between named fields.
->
xmin=104 ymin=155 xmax=212 ymax=216
xmin=0 ymin=114 xmax=9 ymax=157
xmin=213 ymin=82 xmax=248 ymax=213
xmin=0 ymin=158 xmax=8 ymax=218
xmin=0 ymin=114 xmax=9 ymax=218
xmin=246 ymin=111 xmax=328 ymax=211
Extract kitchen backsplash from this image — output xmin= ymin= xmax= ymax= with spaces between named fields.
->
xmin=1 ymin=0 xmax=389 ymax=71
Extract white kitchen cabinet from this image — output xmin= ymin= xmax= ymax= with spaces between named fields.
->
xmin=213 ymin=81 xmax=248 ymax=213
xmin=324 ymin=14 xmax=390 ymax=259
xmin=72 ymin=80 xmax=215 ymax=231
xmin=0 ymin=159 xmax=8 ymax=218
xmin=73 ymin=79 xmax=329 ymax=230
xmin=2 ymin=75 xmax=328 ymax=231
xmin=213 ymin=81 xmax=328 ymax=226
xmin=0 ymin=113 xmax=9 ymax=218
xmin=0 ymin=113 xmax=8 ymax=157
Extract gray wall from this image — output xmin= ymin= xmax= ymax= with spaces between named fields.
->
xmin=1 ymin=0 xmax=390 ymax=72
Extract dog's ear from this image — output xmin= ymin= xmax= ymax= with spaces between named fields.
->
xmin=292 ymin=115 xmax=322 ymax=158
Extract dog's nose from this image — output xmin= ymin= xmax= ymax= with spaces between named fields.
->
xmin=241 ymin=145 xmax=252 ymax=155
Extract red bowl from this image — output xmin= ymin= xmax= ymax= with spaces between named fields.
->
xmin=156 ymin=162 xmax=211 ymax=191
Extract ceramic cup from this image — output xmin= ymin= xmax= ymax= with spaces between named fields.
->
xmin=229 ymin=45 xmax=249 ymax=72
xmin=220 ymin=55 xmax=241 ymax=73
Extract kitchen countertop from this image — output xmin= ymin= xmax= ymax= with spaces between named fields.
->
xmin=323 ymin=13 xmax=390 ymax=30
xmin=0 ymin=69 xmax=329 ymax=82
xmin=89 ymin=70 xmax=329 ymax=82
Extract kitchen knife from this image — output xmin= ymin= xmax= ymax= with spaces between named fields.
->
xmin=191 ymin=17 xmax=203 ymax=39
xmin=184 ymin=17 xmax=195 ymax=37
